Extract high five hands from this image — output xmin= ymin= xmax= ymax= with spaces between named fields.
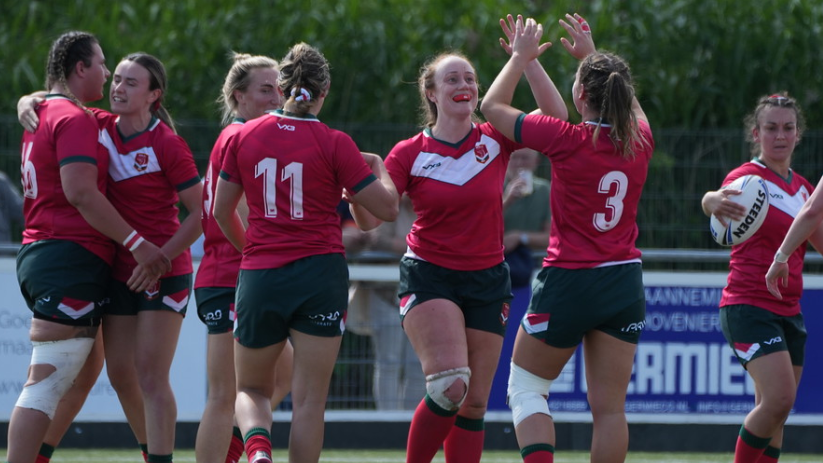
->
xmin=498 ymin=14 xmax=552 ymax=61
xmin=559 ymin=13 xmax=596 ymax=59
xmin=498 ymin=13 xmax=596 ymax=61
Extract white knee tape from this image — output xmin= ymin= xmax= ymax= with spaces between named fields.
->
xmin=16 ymin=338 xmax=95 ymax=419
xmin=426 ymin=366 xmax=471 ymax=411
xmin=508 ymin=361 xmax=552 ymax=427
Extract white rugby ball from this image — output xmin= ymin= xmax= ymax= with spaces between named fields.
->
xmin=709 ymin=174 xmax=770 ymax=246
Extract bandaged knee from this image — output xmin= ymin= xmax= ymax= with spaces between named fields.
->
xmin=508 ymin=361 xmax=552 ymax=426
xmin=16 ymin=338 xmax=95 ymax=419
xmin=426 ymin=366 xmax=471 ymax=411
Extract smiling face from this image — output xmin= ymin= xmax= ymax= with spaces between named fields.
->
xmin=234 ymin=66 xmax=281 ymax=121
xmin=428 ymin=55 xmax=478 ymax=121
xmin=109 ymin=60 xmax=159 ymax=116
xmin=753 ymin=106 xmax=798 ymax=164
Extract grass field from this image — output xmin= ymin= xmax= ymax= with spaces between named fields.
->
xmin=4 ymin=449 xmax=823 ymax=463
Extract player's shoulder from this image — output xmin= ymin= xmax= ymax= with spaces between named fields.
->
xmin=389 ymin=131 xmax=427 ymax=156
xmin=724 ymin=161 xmax=764 ymax=185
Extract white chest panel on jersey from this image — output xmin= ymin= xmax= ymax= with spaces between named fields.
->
xmin=765 ymin=180 xmax=809 ymax=218
xmin=409 ymin=134 xmax=501 ymax=186
xmin=99 ymin=129 xmax=162 ymax=182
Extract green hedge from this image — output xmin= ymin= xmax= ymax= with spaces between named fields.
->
xmin=3 ymin=0 xmax=823 ymax=128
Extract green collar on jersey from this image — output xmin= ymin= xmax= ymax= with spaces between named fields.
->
xmin=117 ymin=115 xmax=159 ymax=143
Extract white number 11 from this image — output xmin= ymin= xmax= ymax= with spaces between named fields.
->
xmin=255 ymin=158 xmax=304 ymax=220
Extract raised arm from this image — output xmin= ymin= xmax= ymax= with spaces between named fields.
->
xmin=481 ymin=16 xmax=552 ymax=141
xmin=497 ymin=14 xmax=567 ymax=120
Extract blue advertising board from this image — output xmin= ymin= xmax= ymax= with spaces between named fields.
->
xmin=488 ymin=272 xmax=823 ymax=423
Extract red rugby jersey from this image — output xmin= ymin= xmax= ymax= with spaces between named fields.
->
xmin=517 ymin=115 xmax=654 ymax=269
xmin=21 ymin=95 xmax=114 ymax=263
xmin=385 ymin=122 xmax=520 ymax=271
xmin=195 ymin=120 xmax=244 ymax=289
xmin=720 ymin=160 xmax=814 ymax=316
xmin=220 ymin=110 xmax=376 ymax=270
xmin=94 ymin=109 xmax=200 ymax=281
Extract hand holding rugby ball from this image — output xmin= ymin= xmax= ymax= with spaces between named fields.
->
xmin=709 ymin=175 xmax=769 ymax=246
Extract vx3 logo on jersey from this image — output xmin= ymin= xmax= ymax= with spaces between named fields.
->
xmin=422 ymin=162 xmax=441 ymax=170
xmin=204 ymin=310 xmax=223 ymax=321
xmin=763 ymin=336 xmax=783 ymax=345
xmin=277 ymin=123 xmax=296 ymax=131
xmin=310 ymin=311 xmax=341 ymax=322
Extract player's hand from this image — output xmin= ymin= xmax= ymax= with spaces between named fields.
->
xmin=341 ymin=188 xmax=354 ymax=204
xmin=129 ymin=240 xmax=171 ymax=288
xmin=508 ymin=16 xmax=552 ymax=63
xmin=18 ymin=94 xmax=44 ymax=133
xmin=765 ymin=261 xmax=789 ymax=300
xmin=498 ymin=14 xmax=518 ymax=56
xmin=504 ymin=176 xmax=528 ymax=202
xmin=710 ymin=189 xmax=747 ymax=228
xmin=559 ymin=13 xmax=596 ymax=60
xmin=127 ymin=265 xmax=160 ymax=293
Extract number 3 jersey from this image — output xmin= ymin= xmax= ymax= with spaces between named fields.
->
xmin=385 ymin=123 xmax=520 ymax=271
xmin=93 ymin=109 xmax=201 ymax=281
xmin=516 ymin=114 xmax=654 ymax=269
xmin=220 ymin=110 xmax=376 ymax=270
xmin=20 ymin=96 xmax=114 ymax=263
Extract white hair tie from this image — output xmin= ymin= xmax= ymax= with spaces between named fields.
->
xmin=291 ymin=87 xmax=312 ymax=102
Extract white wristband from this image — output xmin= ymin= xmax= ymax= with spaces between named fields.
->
xmin=774 ymin=250 xmax=790 ymax=264
xmin=122 ymin=230 xmax=138 ymax=247
xmin=129 ymin=237 xmax=145 ymax=252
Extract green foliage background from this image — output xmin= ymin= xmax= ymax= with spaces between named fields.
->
xmin=3 ymin=0 xmax=823 ymax=129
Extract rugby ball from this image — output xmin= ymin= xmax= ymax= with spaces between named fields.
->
xmin=709 ymin=174 xmax=769 ymax=246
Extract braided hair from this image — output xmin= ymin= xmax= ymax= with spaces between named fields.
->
xmin=45 ymin=31 xmax=99 ymax=108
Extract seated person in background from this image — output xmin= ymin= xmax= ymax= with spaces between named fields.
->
xmin=342 ymin=195 xmax=426 ymax=410
xmin=502 ymin=147 xmax=551 ymax=289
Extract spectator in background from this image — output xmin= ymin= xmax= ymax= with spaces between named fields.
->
xmin=0 ymin=170 xmax=24 ymax=243
xmin=345 ymin=194 xmax=426 ymax=410
xmin=488 ymin=147 xmax=550 ymax=410
xmin=502 ymin=147 xmax=551 ymax=288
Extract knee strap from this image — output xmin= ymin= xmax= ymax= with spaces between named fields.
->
xmin=426 ymin=366 xmax=471 ymax=411
xmin=16 ymin=338 xmax=95 ymax=419
xmin=508 ymin=361 xmax=552 ymax=427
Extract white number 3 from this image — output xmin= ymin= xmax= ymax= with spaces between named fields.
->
xmin=593 ymin=171 xmax=627 ymax=232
